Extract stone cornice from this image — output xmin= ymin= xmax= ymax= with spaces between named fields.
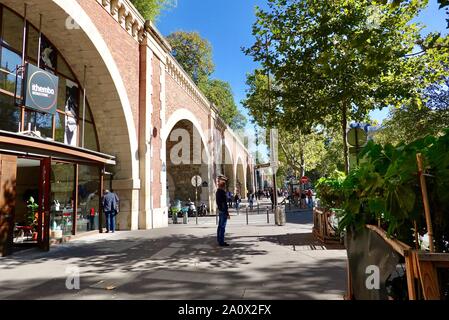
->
xmin=166 ymin=55 xmax=212 ymax=114
xmin=95 ymin=0 xmax=250 ymax=155
xmin=95 ymin=0 xmax=171 ymax=53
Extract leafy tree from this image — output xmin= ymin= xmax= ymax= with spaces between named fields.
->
xmin=244 ymin=0 xmax=449 ymax=174
xmin=439 ymin=0 xmax=449 ymax=27
xmin=374 ymin=77 xmax=449 ymax=145
xmin=130 ymin=0 xmax=173 ymax=21
xmin=231 ymin=111 xmax=248 ymax=132
xmin=166 ymin=31 xmax=215 ymax=85
xmin=278 ymin=128 xmax=326 ymax=179
xmin=200 ymin=79 xmax=247 ymax=130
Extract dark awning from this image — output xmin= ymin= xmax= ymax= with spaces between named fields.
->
xmin=0 ymin=131 xmax=116 ymax=166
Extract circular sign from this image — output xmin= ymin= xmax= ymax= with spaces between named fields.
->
xmin=191 ymin=175 xmax=202 ymax=187
xmin=300 ymin=176 xmax=309 ymax=184
xmin=25 ymin=64 xmax=59 ymax=114
xmin=347 ymin=128 xmax=368 ymax=147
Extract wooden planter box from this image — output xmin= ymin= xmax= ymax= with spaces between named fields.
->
xmin=346 ymin=225 xmax=449 ymax=300
xmin=313 ymin=208 xmax=341 ymax=243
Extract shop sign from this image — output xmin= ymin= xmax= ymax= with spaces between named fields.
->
xmin=24 ymin=63 xmax=59 ymax=115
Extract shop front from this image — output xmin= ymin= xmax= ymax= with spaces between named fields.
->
xmin=0 ymin=3 xmax=115 ymax=256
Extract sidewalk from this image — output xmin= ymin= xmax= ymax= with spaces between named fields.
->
xmin=0 ymin=210 xmax=347 ymax=300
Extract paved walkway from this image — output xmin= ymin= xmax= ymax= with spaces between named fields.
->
xmin=0 ymin=207 xmax=347 ymax=300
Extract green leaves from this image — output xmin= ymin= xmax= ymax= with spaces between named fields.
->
xmin=166 ymin=31 xmax=215 ymax=86
xmin=244 ymin=0 xmax=448 ymax=168
xmin=130 ymin=0 xmax=173 ymax=21
xmin=324 ymin=130 xmax=449 ymax=250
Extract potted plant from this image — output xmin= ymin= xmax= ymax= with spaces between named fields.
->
xmin=319 ymin=131 xmax=449 ymax=299
xmin=26 ymin=196 xmax=39 ymax=241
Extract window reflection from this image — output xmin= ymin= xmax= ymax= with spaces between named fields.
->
xmin=54 ymin=112 xmax=65 ymax=143
xmin=0 ymin=93 xmax=19 ymax=132
xmin=1 ymin=7 xmax=23 ymax=52
xmin=80 ymin=120 xmax=99 ymax=151
xmin=50 ymin=163 xmax=75 ymax=238
xmin=24 ymin=110 xmax=53 ymax=139
xmin=77 ymin=165 xmax=100 ymax=233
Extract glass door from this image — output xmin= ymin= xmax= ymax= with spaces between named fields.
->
xmin=38 ymin=157 xmax=51 ymax=251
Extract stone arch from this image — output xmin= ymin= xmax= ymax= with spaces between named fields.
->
xmin=246 ymin=163 xmax=254 ymax=195
xmin=235 ymin=156 xmax=246 ymax=197
xmin=164 ymin=111 xmax=212 ymax=211
xmin=163 ymin=108 xmax=211 ymax=162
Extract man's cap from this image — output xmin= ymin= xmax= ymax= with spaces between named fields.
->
xmin=217 ymin=174 xmax=228 ymax=181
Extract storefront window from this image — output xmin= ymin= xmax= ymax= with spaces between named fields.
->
xmin=50 ymin=162 xmax=75 ymax=239
xmin=80 ymin=121 xmax=99 ymax=151
xmin=0 ymin=47 xmax=21 ymax=94
xmin=1 ymin=7 xmax=23 ymax=52
xmin=0 ymin=3 xmax=100 ymax=152
xmin=39 ymin=35 xmax=57 ymax=71
xmin=0 ymin=46 xmax=21 ymax=72
xmin=0 ymin=93 xmax=19 ymax=132
xmin=54 ymin=112 xmax=65 ymax=143
xmin=24 ymin=110 xmax=53 ymax=139
xmin=26 ymin=24 xmax=39 ymax=61
xmin=77 ymin=165 xmax=100 ymax=233
xmin=57 ymin=54 xmax=75 ymax=80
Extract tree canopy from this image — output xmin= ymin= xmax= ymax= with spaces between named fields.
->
xmin=130 ymin=0 xmax=173 ymax=21
xmin=166 ymin=31 xmax=247 ymax=131
xmin=374 ymin=77 xmax=449 ymax=145
xmin=243 ymin=0 xmax=449 ymax=173
xmin=166 ymin=31 xmax=215 ymax=86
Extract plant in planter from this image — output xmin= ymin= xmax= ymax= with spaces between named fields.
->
xmin=330 ymin=130 xmax=449 ymax=299
xmin=26 ymin=196 xmax=39 ymax=240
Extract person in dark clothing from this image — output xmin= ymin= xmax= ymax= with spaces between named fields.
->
xmin=216 ymin=175 xmax=230 ymax=247
xmin=102 ymin=190 xmax=118 ymax=233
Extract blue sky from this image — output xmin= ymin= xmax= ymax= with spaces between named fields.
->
xmin=156 ymin=0 xmax=448 ymax=127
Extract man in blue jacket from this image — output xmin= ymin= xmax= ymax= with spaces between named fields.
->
xmin=102 ymin=190 xmax=118 ymax=233
xmin=216 ymin=175 xmax=230 ymax=247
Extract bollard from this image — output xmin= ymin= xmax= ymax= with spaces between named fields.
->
xmin=257 ymin=203 xmax=260 ymax=215
xmin=246 ymin=207 xmax=249 ymax=225
xmin=267 ymin=208 xmax=270 ymax=224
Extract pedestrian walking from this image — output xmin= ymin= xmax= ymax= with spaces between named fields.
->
xmin=307 ymin=189 xmax=314 ymax=209
xmin=234 ymin=192 xmax=241 ymax=210
xmin=102 ymin=189 xmax=118 ymax=233
xmin=249 ymin=193 xmax=254 ymax=210
xmin=216 ymin=175 xmax=230 ymax=247
xmin=227 ymin=190 xmax=233 ymax=208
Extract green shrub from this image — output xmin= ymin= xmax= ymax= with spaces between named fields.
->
xmin=320 ymin=130 xmax=449 ymax=252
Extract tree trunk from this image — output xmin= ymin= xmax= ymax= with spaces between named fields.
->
xmin=342 ymin=104 xmax=349 ymax=174
xmin=300 ymin=148 xmax=305 ymax=178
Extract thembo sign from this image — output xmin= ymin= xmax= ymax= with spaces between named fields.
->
xmin=24 ymin=63 xmax=59 ymax=115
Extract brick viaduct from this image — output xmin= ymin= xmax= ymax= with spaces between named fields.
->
xmin=2 ymin=0 xmax=255 ymax=230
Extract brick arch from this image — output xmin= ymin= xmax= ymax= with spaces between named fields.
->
xmin=3 ymin=0 xmax=140 ymax=229
xmin=162 ymin=108 xmax=211 ymax=162
xmin=235 ymin=155 xmax=246 ymax=196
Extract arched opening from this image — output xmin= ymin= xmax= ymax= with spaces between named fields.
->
xmin=246 ymin=164 xmax=253 ymax=196
xmin=165 ymin=119 xmax=210 ymax=210
xmin=236 ymin=157 xmax=246 ymax=198
xmin=221 ymin=143 xmax=234 ymax=194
